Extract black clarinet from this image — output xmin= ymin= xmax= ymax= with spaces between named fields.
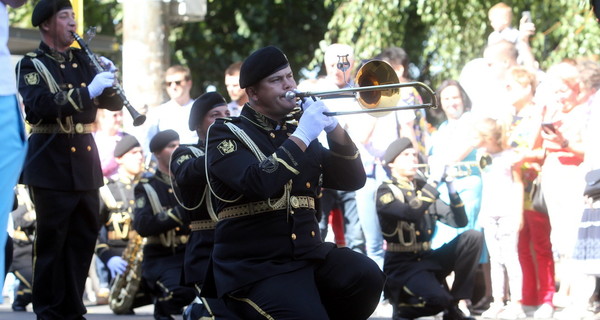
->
xmin=71 ymin=31 xmax=146 ymax=126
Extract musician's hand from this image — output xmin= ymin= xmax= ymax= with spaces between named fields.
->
xmin=292 ymin=100 xmax=328 ymax=146
xmin=322 ymin=103 xmax=339 ymax=133
xmin=88 ymin=72 xmax=115 ymax=99
xmin=427 ymin=157 xmax=447 ymax=185
xmin=107 ymin=256 xmax=128 ymax=278
xmin=99 ymin=56 xmax=117 ymax=73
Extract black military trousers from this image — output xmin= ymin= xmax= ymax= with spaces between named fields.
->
xmin=30 ymin=187 xmax=99 ymax=320
xmin=142 ymin=253 xmax=195 ymax=317
xmin=224 ymin=247 xmax=385 ymax=320
xmin=393 ymin=229 xmax=483 ymax=320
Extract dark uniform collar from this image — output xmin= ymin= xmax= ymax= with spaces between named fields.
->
xmin=240 ymin=102 xmax=287 ymax=132
xmin=154 ymin=169 xmax=172 ymax=185
xmin=39 ymin=41 xmax=73 ymax=63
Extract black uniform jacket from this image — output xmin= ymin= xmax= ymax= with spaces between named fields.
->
xmin=375 ymin=177 xmax=467 ymax=286
xmin=132 ymin=169 xmax=190 ymax=259
xmin=17 ymin=41 xmax=122 ymax=191
xmin=96 ymin=176 xmax=137 ymax=264
xmin=170 ymin=142 xmax=214 ymax=285
xmin=204 ymin=105 xmax=366 ymax=297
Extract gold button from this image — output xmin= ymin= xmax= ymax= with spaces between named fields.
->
xmin=67 ymin=83 xmax=73 ymax=89
xmin=72 ymin=63 xmax=78 ymax=68
xmin=428 ymin=230 xmax=432 ymax=234
xmin=305 ymin=182 xmax=311 ymax=188
xmin=287 ymin=132 xmax=291 ymax=136
xmin=129 ymin=200 xmax=134 ymax=205
xmin=168 ymin=188 xmax=173 ymax=193
xmin=81 ymin=82 xmax=87 ymax=87
xmin=75 ymin=123 xmax=84 ymax=133
xmin=86 ymin=145 xmax=91 ymax=151
xmin=415 ymin=231 xmax=420 ymax=236
xmin=60 ymin=64 xmax=65 ymax=69
xmin=407 ymin=191 xmax=412 ymax=196
xmin=70 ymin=147 xmax=76 ymax=152
xmin=291 ymin=233 xmax=297 ymax=240
xmin=311 ymin=231 xmax=315 ymax=237
xmin=270 ymin=132 xmax=275 ymax=138
xmin=290 ymin=210 xmax=295 ymax=215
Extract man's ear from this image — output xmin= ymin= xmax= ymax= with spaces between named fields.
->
xmin=40 ymin=20 xmax=51 ymax=32
xmin=246 ymin=87 xmax=257 ymax=101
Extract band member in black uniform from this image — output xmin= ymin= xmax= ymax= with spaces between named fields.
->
xmin=16 ymin=0 xmax=123 ymax=317
xmin=133 ymin=130 xmax=195 ymax=320
xmin=9 ymin=185 xmax=36 ymax=312
xmin=96 ymin=135 xmax=151 ymax=313
xmin=202 ymin=45 xmax=385 ymax=319
xmin=97 ymin=135 xmax=143 ymax=278
xmin=170 ymin=92 xmax=238 ymax=320
xmin=375 ymin=137 xmax=483 ymax=320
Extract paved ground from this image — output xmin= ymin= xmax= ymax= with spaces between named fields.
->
xmin=0 ymin=298 xmax=396 ymax=320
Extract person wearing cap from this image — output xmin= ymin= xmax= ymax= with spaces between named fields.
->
xmin=169 ymin=91 xmax=237 ymax=319
xmin=133 ymin=129 xmax=196 ymax=320
xmin=375 ymin=137 xmax=483 ymax=320
xmin=96 ymin=134 xmax=151 ymax=313
xmin=15 ymin=0 xmax=123 ymax=317
xmin=202 ymin=45 xmax=384 ymax=319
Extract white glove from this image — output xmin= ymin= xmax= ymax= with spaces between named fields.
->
xmin=301 ymin=96 xmax=338 ymax=133
xmin=292 ymin=100 xmax=328 ymax=146
xmin=107 ymin=256 xmax=128 ymax=278
xmin=99 ymin=56 xmax=117 ymax=72
xmin=427 ymin=158 xmax=447 ymax=184
xmin=88 ymin=72 xmax=115 ymax=99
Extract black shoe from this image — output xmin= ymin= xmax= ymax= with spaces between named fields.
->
xmin=443 ymin=305 xmax=476 ymax=320
xmin=12 ymin=304 xmax=27 ymax=312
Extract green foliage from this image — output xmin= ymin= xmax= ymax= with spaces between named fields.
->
xmin=324 ymin=0 xmax=600 ymax=89
xmin=8 ymin=0 xmax=600 ymax=96
xmin=172 ymin=0 xmax=336 ymax=97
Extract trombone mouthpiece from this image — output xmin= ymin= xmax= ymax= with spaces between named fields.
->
xmin=285 ymin=91 xmax=297 ymax=101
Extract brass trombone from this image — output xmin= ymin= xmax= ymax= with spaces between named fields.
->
xmin=414 ymin=154 xmax=493 ymax=178
xmin=285 ymin=60 xmax=437 ymax=117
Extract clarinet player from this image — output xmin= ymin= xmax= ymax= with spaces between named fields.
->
xmin=16 ymin=0 xmax=122 ymax=318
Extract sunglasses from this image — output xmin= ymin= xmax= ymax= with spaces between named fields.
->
xmin=165 ymin=80 xmax=186 ymax=87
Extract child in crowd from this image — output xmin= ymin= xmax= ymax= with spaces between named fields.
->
xmin=476 ymin=118 xmax=526 ymax=320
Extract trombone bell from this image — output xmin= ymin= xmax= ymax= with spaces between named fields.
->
xmin=354 ymin=60 xmax=401 ymax=115
xmin=286 ymin=59 xmax=437 ymax=117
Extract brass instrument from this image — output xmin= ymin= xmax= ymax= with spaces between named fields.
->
xmin=415 ymin=154 xmax=493 ymax=178
xmin=71 ymin=31 xmax=146 ymax=126
xmin=108 ymin=233 xmax=145 ymax=314
xmin=285 ymin=60 xmax=437 ymax=117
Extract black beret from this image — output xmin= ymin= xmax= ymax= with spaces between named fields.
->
xmin=239 ymin=46 xmax=289 ymax=89
xmin=382 ymin=137 xmax=413 ymax=166
xmin=114 ymin=134 xmax=140 ymax=158
xmin=32 ymin=0 xmax=73 ymax=27
xmin=150 ymin=129 xmax=179 ymax=153
xmin=189 ymin=92 xmax=227 ymax=131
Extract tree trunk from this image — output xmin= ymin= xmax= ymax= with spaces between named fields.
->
xmin=121 ymin=0 xmax=169 ymax=131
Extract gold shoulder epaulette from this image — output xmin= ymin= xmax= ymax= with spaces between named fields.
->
xmin=139 ymin=178 xmax=149 ymax=183
xmin=25 ymin=52 xmax=39 ymax=58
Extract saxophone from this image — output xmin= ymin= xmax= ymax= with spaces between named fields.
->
xmin=108 ymin=232 xmax=145 ymax=314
